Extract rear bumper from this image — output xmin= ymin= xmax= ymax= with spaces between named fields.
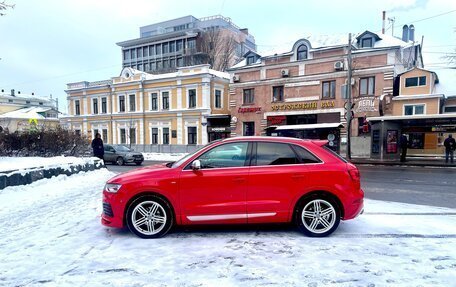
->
xmin=343 ymin=189 xmax=364 ymax=220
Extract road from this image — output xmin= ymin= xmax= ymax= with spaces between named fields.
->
xmin=106 ymin=162 xmax=456 ymax=209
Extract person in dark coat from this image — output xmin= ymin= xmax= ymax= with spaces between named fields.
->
xmin=444 ymin=134 xmax=455 ymax=163
xmin=91 ymin=133 xmax=104 ymax=160
xmin=400 ymin=134 xmax=408 ymax=162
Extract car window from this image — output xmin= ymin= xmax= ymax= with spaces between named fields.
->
xmin=254 ymin=142 xmax=299 ymax=166
xmin=292 ymin=145 xmax=322 ymax=164
xmin=196 ymin=142 xmax=249 ymax=169
xmin=115 ymin=145 xmax=131 ymax=152
xmin=104 ymin=145 xmax=113 ymax=152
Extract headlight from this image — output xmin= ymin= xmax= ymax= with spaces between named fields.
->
xmin=104 ymin=183 xmax=122 ymax=193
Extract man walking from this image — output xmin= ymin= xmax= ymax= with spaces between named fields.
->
xmin=444 ymin=134 xmax=455 ymax=164
xmin=91 ymin=132 xmax=104 ymax=160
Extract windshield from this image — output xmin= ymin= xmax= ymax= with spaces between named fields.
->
xmin=114 ymin=145 xmax=131 ymax=152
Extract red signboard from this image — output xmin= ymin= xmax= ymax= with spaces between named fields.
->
xmin=267 ymin=116 xmax=287 ymax=126
xmin=238 ymin=107 xmax=261 ymax=113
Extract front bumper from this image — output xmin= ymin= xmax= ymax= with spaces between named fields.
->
xmin=101 ymin=191 xmax=125 ymax=228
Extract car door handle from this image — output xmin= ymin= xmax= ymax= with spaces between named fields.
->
xmin=292 ymin=174 xmax=304 ymax=180
xmin=233 ymin=177 xmax=246 ymax=183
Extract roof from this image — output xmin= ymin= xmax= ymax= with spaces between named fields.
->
xmin=434 ymin=68 xmax=456 ymax=96
xmin=0 ymin=107 xmax=58 ymax=120
xmin=0 ymin=92 xmax=53 ymax=103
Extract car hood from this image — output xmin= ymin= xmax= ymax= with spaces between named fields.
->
xmin=107 ymin=163 xmax=173 ymax=184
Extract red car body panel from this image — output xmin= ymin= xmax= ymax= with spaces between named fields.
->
xmin=102 ymin=137 xmax=364 ymax=230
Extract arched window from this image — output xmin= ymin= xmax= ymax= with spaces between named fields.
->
xmin=297 ymin=45 xmax=308 ymax=60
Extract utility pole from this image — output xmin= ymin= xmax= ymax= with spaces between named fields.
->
xmin=346 ymin=33 xmax=353 ymax=160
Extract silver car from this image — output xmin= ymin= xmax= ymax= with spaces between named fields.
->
xmin=103 ymin=144 xmax=144 ymax=166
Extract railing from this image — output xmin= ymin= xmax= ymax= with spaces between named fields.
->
xmin=129 ymin=144 xmax=204 ymax=154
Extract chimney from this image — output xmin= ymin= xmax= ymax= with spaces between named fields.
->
xmin=409 ymin=24 xmax=415 ymax=42
xmin=402 ymin=25 xmax=409 ymax=42
xmin=11 ymin=89 xmax=15 ymax=96
xmin=240 ymin=28 xmax=249 ymax=35
xmin=382 ymin=11 xmax=386 ymax=34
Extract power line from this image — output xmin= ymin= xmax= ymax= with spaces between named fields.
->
xmin=394 ymin=9 xmax=456 ymax=28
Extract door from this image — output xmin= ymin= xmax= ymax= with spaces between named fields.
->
xmin=103 ymin=145 xmax=116 ymax=162
xmin=179 ymin=142 xmax=250 ymax=225
xmin=246 ymin=142 xmax=318 ymax=223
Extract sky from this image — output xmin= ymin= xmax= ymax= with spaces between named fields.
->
xmin=0 ymin=0 xmax=455 ymax=113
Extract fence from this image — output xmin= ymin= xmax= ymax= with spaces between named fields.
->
xmin=128 ymin=144 xmax=204 ymax=154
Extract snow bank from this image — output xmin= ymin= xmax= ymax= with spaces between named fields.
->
xmin=0 ymin=169 xmax=454 ymax=286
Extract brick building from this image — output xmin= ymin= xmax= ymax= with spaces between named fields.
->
xmin=227 ymin=30 xmax=422 ymax=153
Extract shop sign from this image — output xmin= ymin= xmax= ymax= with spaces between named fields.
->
xmin=354 ymin=97 xmax=378 ymax=113
xmin=267 ymin=116 xmax=287 ymax=126
xmin=271 ymin=101 xmax=335 ymax=111
xmin=238 ymin=107 xmax=262 ymax=113
xmin=208 ymin=127 xmax=231 ymax=133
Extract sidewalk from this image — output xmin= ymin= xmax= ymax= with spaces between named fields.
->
xmin=350 ymin=156 xmax=456 ymax=168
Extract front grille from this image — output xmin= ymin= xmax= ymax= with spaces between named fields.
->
xmin=134 ymin=155 xmax=143 ymax=159
xmin=103 ymin=202 xmax=114 ymax=217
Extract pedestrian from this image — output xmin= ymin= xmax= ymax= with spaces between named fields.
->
xmin=400 ymin=134 xmax=408 ymax=162
xmin=91 ymin=133 xmax=104 ymax=160
xmin=443 ymin=134 xmax=455 ymax=164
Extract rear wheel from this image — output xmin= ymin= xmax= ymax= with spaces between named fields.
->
xmin=295 ymin=197 xmax=340 ymax=237
xmin=126 ymin=196 xmax=173 ymax=238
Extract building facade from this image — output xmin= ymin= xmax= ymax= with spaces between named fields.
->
xmin=0 ymin=89 xmax=59 ymax=132
xmin=368 ymin=67 xmax=456 ymax=159
xmin=117 ymin=15 xmax=256 ymax=73
xmin=227 ymin=30 xmax=422 ymax=153
xmin=62 ymin=65 xmax=230 ymax=151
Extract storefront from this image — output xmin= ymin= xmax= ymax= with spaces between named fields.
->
xmin=368 ymin=114 xmax=456 ymax=160
xmin=206 ymin=114 xmax=231 ymax=142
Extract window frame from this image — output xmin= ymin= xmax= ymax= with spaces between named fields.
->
xmin=405 ymin=76 xmax=427 ymax=87
xmin=297 ymin=44 xmax=308 ymax=60
xmin=188 ymin=89 xmax=197 ymax=108
xmin=101 ymin=97 xmax=107 ymax=114
xmin=162 ymin=91 xmax=170 ymax=110
xmin=272 ymin=86 xmax=284 ymax=102
xmin=361 ymin=38 xmax=373 ymax=48
xmin=75 ymin=100 xmax=80 ymax=115
xmin=119 ymin=95 xmax=126 ymax=112
xmin=129 ymin=94 xmax=136 ymax=112
xmin=403 ymin=104 xmax=425 ymax=115
xmin=151 ymin=92 xmax=158 ymax=111
xmin=243 ymin=88 xmax=255 ymax=105
xmin=151 ymin=128 xmax=159 ymax=145
xmin=243 ymin=121 xmax=255 ymax=136
xmin=214 ymin=89 xmax=222 ymax=109
xmin=359 ymin=76 xmax=375 ymax=96
xmin=163 ymin=127 xmax=170 ymax=145
xmin=187 ymin=126 xmax=197 ymax=145
xmin=92 ymin=98 xmax=98 ymax=114
xmin=322 ymin=81 xmax=336 ymax=99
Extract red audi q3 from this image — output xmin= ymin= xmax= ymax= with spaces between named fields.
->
xmin=102 ymin=136 xmax=364 ymax=238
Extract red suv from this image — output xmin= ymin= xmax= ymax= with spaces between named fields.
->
xmin=102 ymin=137 xmax=364 ymax=238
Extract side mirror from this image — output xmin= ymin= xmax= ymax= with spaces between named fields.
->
xmin=191 ymin=160 xmax=201 ymax=170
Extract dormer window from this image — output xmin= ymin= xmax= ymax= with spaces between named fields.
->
xmin=246 ymin=56 xmax=255 ymax=65
xmin=297 ymin=45 xmax=308 ymax=60
xmin=361 ymin=38 xmax=373 ymax=48
xmin=405 ymin=76 xmax=426 ymax=87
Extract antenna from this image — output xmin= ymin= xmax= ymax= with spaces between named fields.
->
xmin=388 ymin=17 xmax=396 ymax=36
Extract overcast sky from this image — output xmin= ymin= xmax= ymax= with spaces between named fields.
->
xmin=0 ymin=0 xmax=455 ymax=112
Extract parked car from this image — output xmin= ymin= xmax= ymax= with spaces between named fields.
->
xmin=103 ymin=144 xmax=144 ymax=166
xmin=101 ymin=137 xmax=364 ymax=238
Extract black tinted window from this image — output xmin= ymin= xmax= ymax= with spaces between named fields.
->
xmin=255 ymin=143 xmax=299 ymax=166
xmin=292 ymin=145 xmax=321 ymax=164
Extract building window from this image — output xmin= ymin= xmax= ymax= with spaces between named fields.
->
xmin=156 ymin=44 xmax=162 ymax=55
xmin=93 ymin=98 xmax=98 ymax=114
xmin=129 ymin=128 xmax=136 ymax=144
xmin=246 ymin=56 xmax=255 ymax=65
xmin=39 ymin=102 xmax=43 ymax=105
xmin=120 ymin=128 xmax=126 ymax=144
xmin=243 ymin=122 xmax=255 ymax=136
xmin=8 ymin=99 xmax=13 ymax=103
xmin=404 ymin=104 xmax=425 ymax=115
xmin=215 ymin=89 xmax=222 ymax=108
xmin=405 ymin=76 xmax=426 ymax=87
xmin=170 ymin=41 xmax=175 ymax=53
xmin=243 ymin=88 xmax=254 ymax=104
xmin=102 ymin=129 xmax=108 ymax=143
xmin=131 ymin=49 xmax=136 ymax=59
xmin=129 ymin=94 xmax=136 ymax=111
xmin=297 ymin=45 xmax=308 ymax=60
xmin=163 ymin=128 xmax=170 ymax=145
xmin=361 ymin=38 xmax=373 ymax=48
xmin=137 ymin=47 xmax=142 ymax=58
xmin=188 ymin=127 xmax=197 ymax=144
xmin=119 ymin=96 xmax=125 ymax=112
xmin=101 ymin=97 xmax=107 ymax=113
xmin=445 ymin=106 xmax=456 ymax=113
xmin=163 ymin=42 xmax=169 ymax=54
xmin=75 ymin=100 xmax=80 ymax=115
xmin=360 ymin=76 xmax=375 ymax=96
xmin=151 ymin=93 xmax=158 ymax=110
xmin=322 ymin=81 xmax=336 ymax=99
xmin=143 ymin=46 xmax=148 ymax=57
xmin=123 ymin=50 xmax=130 ymax=60
xmin=151 ymin=128 xmax=158 ymax=144
xmin=145 ymin=63 xmax=150 ymax=71
xmin=162 ymin=92 xmax=169 ymax=110
xmin=177 ymin=57 xmax=183 ymax=67
xmin=188 ymin=89 xmax=196 ymax=108
xmin=272 ymin=86 xmax=284 ymax=102
xmin=177 ymin=40 xmax=183 ymax=51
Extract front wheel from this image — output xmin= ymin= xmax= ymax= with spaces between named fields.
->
xmin=295 ymin=197 xmax=340 ymax=237
xmin=126 ymin=196 xmax=173 ymax=238
xmin=116 ymin=157 xmax=124 ymax=166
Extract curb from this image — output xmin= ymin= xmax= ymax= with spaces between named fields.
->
xmin=0 ymin=159 xmax=105 ymax=190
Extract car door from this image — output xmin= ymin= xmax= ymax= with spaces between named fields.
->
xmin=246 ymin=142 xmax=318 ymax=223
xmin=104 ymin=145 xmax=115 ymax=162
xmin=178 ymin=142 xmax=251 ymax=225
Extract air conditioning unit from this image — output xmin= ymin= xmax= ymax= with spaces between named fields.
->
xmin=281 ymin=69 xmax=289 ymax=77
xmin=232 ymin=75 xmax=240 ymax=82
xmin=334 ymin=61 xmax=344 ymax=70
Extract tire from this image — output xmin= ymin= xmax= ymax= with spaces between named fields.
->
xmin=116 ymin=157 xmax=124 ymax=166
xmin=295 ymin=196 xmax=340 ymax=237
xmin=126 ymin=195 xmax=173 ymax=239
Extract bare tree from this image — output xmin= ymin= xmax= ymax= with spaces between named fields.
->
xmin=0 ymin=1 xmax=14 ymax=16
xmin=198 ymin=28 xmax=240 ymax=71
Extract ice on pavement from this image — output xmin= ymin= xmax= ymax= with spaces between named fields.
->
xmin=0 ymin=169 xmax=455 ymax=286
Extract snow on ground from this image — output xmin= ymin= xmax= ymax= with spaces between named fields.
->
xmin=0 ymin=170 xmax=455 ymax=287
xmin=142 ymin=152 xmax=187 ymax=162
xmin=0 ymin=156 xmax=100 ymax=173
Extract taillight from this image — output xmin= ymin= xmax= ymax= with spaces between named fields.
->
xmin=347 ymin=164 xmax=360 ymax=190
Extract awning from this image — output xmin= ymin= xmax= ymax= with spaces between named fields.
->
xmin=274 ymin=123 xmax=343 ymax=130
